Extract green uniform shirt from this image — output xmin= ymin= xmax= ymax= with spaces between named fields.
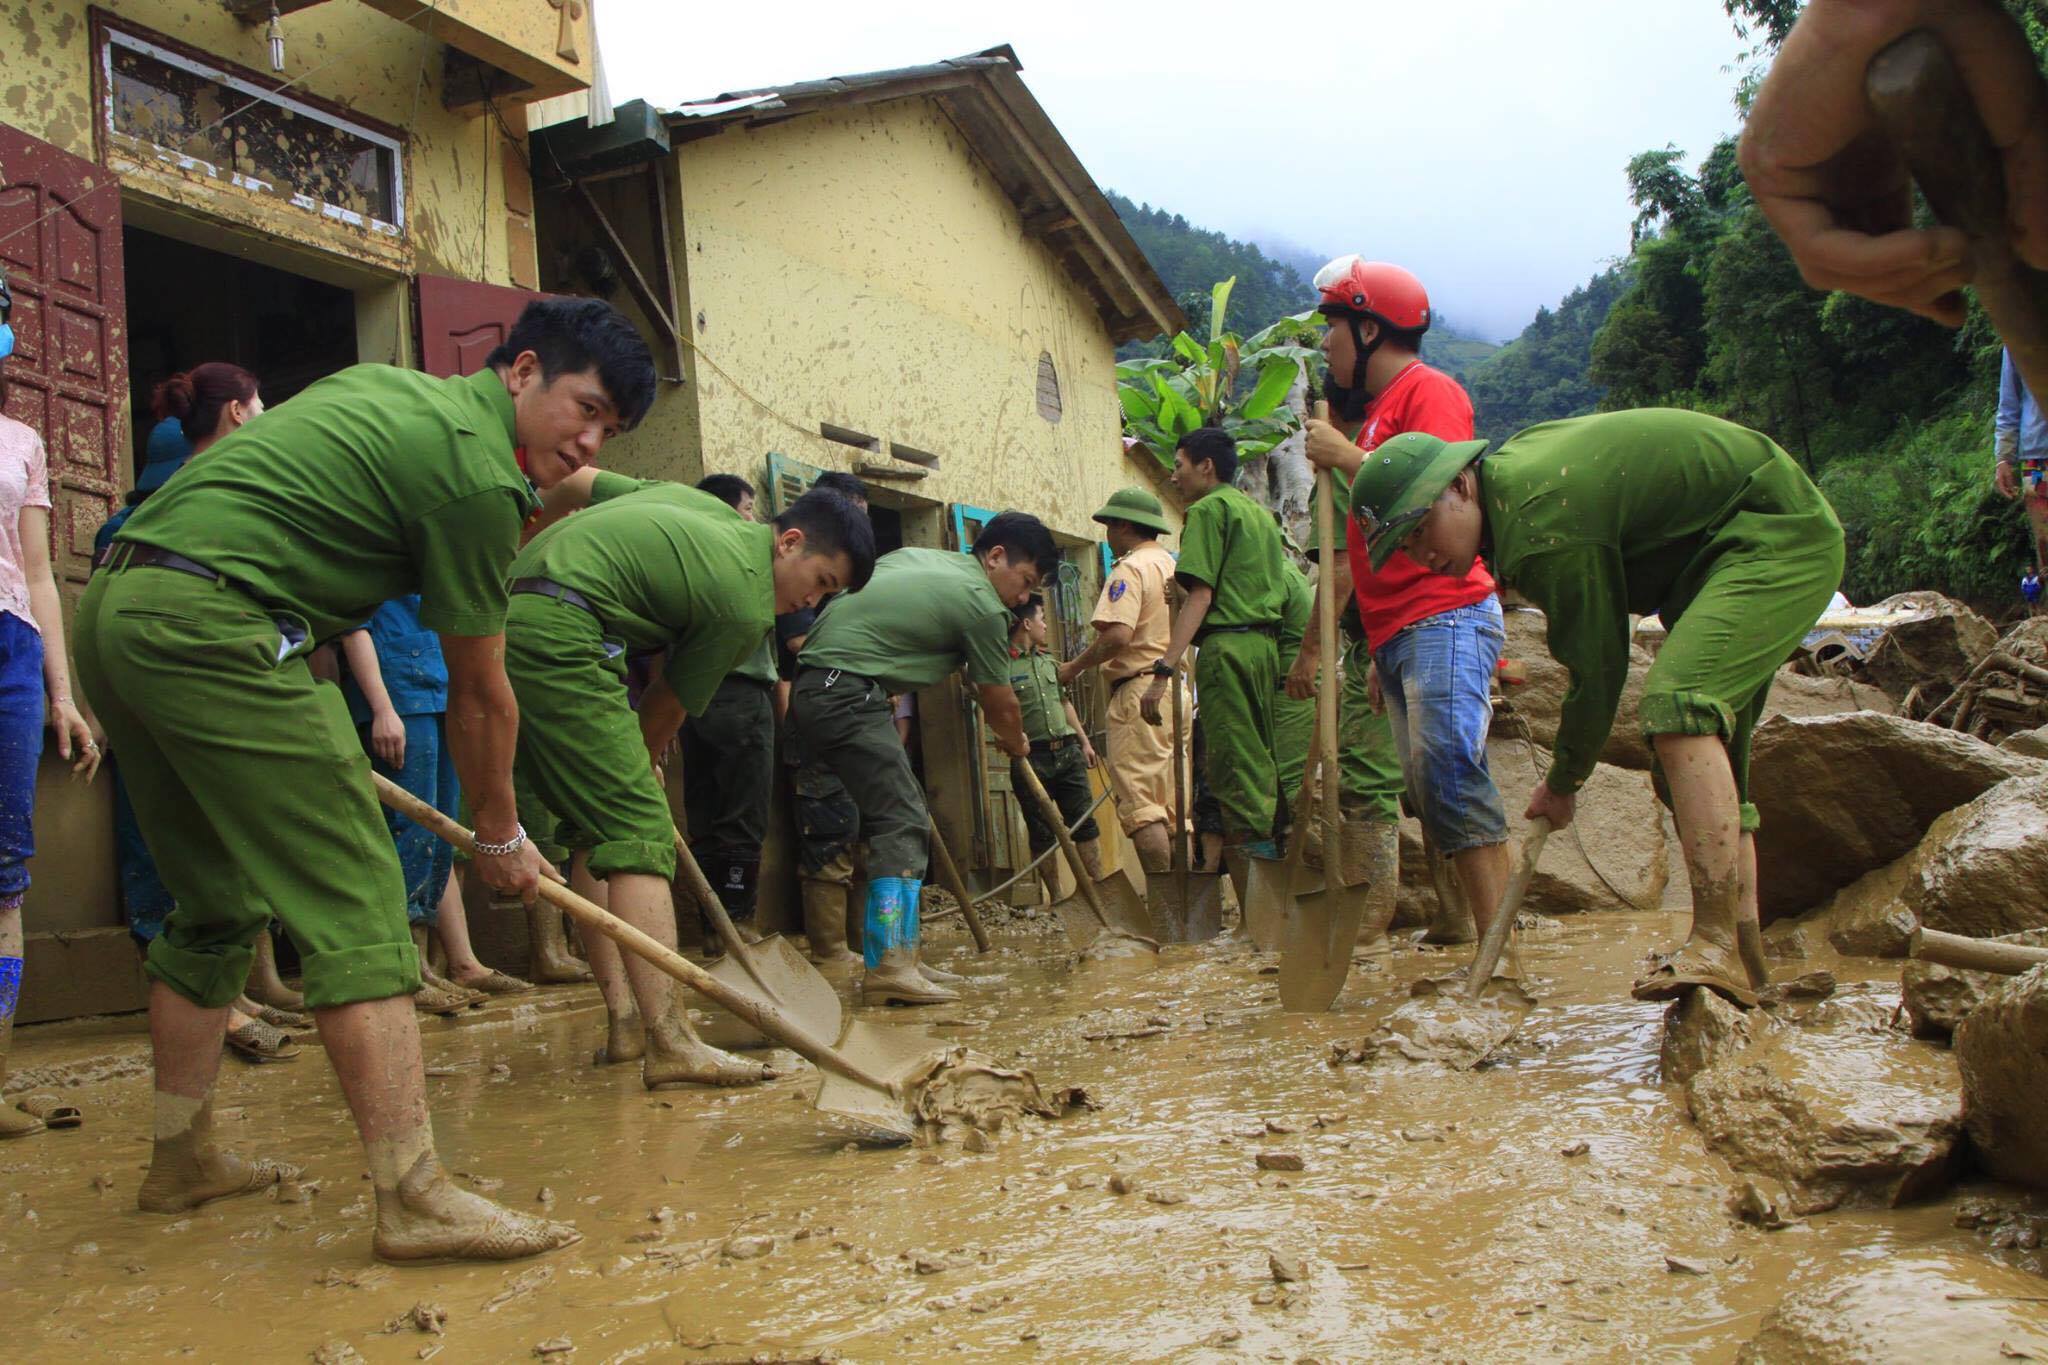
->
xmin=1176 ymin=484 xmax=1287 ymax=632
xmin=117 ymin=366 xmax=536 ymax=640
xmin=509 ymin=474 xmax=776 ymax=715
xmin=799 ymin=547 xmax=1012 ymax=696
xmin=1484 ymin=407 xmax=1840 ymax=793
xmin=1007 ymin=647 xmax=1074 ymax=742
xmin=730 ymin=634 xmax=778 ymax=685
xmin=1275 ymin=561 xmax=1313 ymax=666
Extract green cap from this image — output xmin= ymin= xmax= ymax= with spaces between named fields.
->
xmin=1091 ymin=486 xmax=1173 ymax=535
xmin=1352 ymin=431 xmax=1491 ymax=571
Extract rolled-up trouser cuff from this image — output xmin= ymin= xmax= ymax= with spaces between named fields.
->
xmin=1637 ymin=689 xmax=1735 ymax=741
xmin=144 ymin=937 xmax=259 ymax=1011
xmin=299 ymin=940 xmax=423 ymax=1010
xmin=585 ymin=836 xmax=678 ymax=881
xmin=1739 ymin=802 xmax=1761 ymax=834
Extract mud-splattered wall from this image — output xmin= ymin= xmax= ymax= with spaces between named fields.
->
xmin=655 ymin=97 xmax=1179 ymax=546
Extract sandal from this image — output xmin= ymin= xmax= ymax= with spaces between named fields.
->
xmin=236 ymin=996 xmax=311 ymax=1030
xmin=454 ymin=969 xmax=533 ymax=996
xmin=14 ymin=1093 xmax=84 ymax=1128
xmin=224 ymin=1019 xmax=303 ymax=1063
xmin=1631 ymin=948 xmax=1759 ymax=1010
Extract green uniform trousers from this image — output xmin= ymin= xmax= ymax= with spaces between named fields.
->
xmin=1195 ymin=629 xmax=1278 ymax=842
xmin=682 ymin=676 xmax=775 ymax=861
xmin=1270 ymin=687 xmax=1314 ymax=839
xmin=75 ymin=567 xmax=419 ymax=1010
xmin=505 ymin=594 xmax=676 ymax=880
xmin=790 ymin=668 xmax=927 ymax=879
xmin=1641 ymin=528 xmax=1845 ymax=834
xmin=1339 ymin=635 xmax=1404 ymax=823
xmin=1014 ymin=740 xmax=1099 ymax=857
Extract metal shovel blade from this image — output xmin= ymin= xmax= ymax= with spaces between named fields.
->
xmin=700 ymin=935 xmax=844 ymax=1050
xmin=1183 ymin=870 xmax=1225 ymax=942
xmin=1278 ymin=874 xmax=1372 ymax=1012
xmin=1092 ymin=867 xmax=1155 ymax=941
xmin=813 ymin=1016 xmax=943 ymax=1144
xmin=1243 ymin=854 xmax=1314 ymax=953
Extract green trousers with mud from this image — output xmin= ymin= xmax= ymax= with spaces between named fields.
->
xmin=682 ymin=676 xmax=775 ymax=936
xmin=1195 ymin=629 xmax=1279 ymax=843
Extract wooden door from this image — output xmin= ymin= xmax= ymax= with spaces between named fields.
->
xmin=0 ymin=125 xmax=126 ymax=599
xmin=415 ymin=274 xmax=552 ymax=378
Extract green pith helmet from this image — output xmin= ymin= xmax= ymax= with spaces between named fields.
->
xmin=1350 ymin=431 xmax=1491 ymax=571
xmin=1091 ymin=486 xmax=1173 ymax=535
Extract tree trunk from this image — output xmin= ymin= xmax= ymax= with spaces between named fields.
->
xmin=1236 ymin=370 xmax=1314 ymax=555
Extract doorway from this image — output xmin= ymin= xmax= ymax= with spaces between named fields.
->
xmin=120 ymin=226 xmax=358 ymax=477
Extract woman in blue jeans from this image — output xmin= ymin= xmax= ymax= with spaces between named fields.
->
xmin=1372 ymin=595 xmax=1513 ymax=968
xmin=0 ymin=287 xmax=104 ymax=1137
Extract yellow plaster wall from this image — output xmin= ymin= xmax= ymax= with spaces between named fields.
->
xmin=1 ymin=0 xmax=552 ymax=289
xmin=657 ymin=97 xmax=1170 ymax=545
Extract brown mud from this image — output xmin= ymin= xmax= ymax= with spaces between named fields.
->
xmin=1 ymin=911 xmax=2039 ymax=1361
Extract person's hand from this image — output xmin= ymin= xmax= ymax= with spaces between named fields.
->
xmin=1738 ymin=0 xmax=2048 ymax=326
xmin=50 ymin=699 xmax=100 ymax=781
xmin=1140 ymin=676 xmax=1168 ymax=726
xmin=472 ymin=837 xmax=559 ymax=905
xmin=1080 ymin=739 xmax=1098 ymax=769
xmin=1057 ymin=659 xmax=1085 ymax=687
xmin=1367 ymin=662 xmax=1384 ymax=714
xmin=999 ymin=730 xmax=1030 ymax=759
xmin=1524 ymin=781 xmax=1577 ymax=830
xmin=1303 ymin=417 xmax=1358 ymax=474
xmin=1998 ymin=460 xmax=2021 ymax=499
xmin=369 ymin=708 xmax=406 ymax=770
xmin=1284 ymin=647 xmax=1317 ymax=701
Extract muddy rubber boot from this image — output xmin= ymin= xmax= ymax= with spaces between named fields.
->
xmin=1222 ymin=847 xmax=1251 ymax=916
xmin=1348 ymin=819 xmax=1403 ymax=953
xmin=861 ymin=877 xmax=955 ymax=1005
xmin=525 ymin=902 xmax=593 ymax=984
xmin=1736 ymin=918 xmax=1770 ymax=992
xmin=864 ymin=946 xmax=958 ymax=1005
xmin=1632 ymin=869 xmax=1759 ymax=1009
xmin=247 ymin=929 xmax=305 ymax=1011
xmin=0 ymin=995 xmax=44 ymax=1140
xmin=1076 ymin=838 xmax=1106 ymax=883
xmin=1422 ymin=848 xmax=1477 ymax=945
xmin=802 ymin=878 xmax=861 ymax=966
xmin=641 ymin=996 xmax=778 ymax=1088
xmin=138 ymin=1095 xmax=302 ymax=1212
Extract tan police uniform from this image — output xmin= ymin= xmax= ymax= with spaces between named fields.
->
xmin=1088 ymin=497 xmax=1191 ymax=837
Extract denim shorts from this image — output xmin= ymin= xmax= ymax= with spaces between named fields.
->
xmin=1374 ymin=598 xmax=1508 ymax=855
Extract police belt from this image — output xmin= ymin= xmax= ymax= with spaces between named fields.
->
xmin=1028 ymin=734 xmax=1079 ymax=755
xmin=100 ymin=542 xmax=262 ymax=601
xmin=511 ymin=577 xmax=663 ymax=662
xmin=1195 ymin=621 xmax=1279 ymax=642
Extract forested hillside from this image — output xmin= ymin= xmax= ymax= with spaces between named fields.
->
xmin=1108 ymin=192 xmax=1498 ymax=380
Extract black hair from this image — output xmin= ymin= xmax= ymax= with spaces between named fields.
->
xmin=485 ymin=297 xmax=658 ymax=430
xmin=1009 ymin=592 xmax=1046 ymax=629
xmin=696 ymin=473 xmax=755 ymax=510
xmin=813 ymin=471 xmax=869 ymax=504
xmin=1102 ymin=517 xmax=1160 ymax=543
xmin=1382 ymin=322 xmax=1428 ymax=355
xmin=973 ymin=510 xmax=1061 ymax=577
xmin=775 ymin=489 xmax=878 ymax=591
xmin=1177 ymin=426 xmax=1239 ymax=484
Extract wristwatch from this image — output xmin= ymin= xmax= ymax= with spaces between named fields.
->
xmin=1150 ymin=660 xmax=1175 ymax=678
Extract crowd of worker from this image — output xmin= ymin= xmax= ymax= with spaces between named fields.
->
xmin=0 ymin=0 xmax=2038 ymax=1269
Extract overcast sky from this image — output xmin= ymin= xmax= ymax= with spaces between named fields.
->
xmin=600 ymin=0 xmax=1749 ymax=343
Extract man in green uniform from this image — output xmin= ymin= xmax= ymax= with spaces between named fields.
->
xmin=795 ymin=513 xmax=1059 ymax=1005
xmin=1007 ymin=594 xmax=1101 ymax=886
xmin=76 ymin=298 xmax=656 ymax=1262
xmin=1270 ymin=560 xmax=1316 ymax=846
xmin=1141 ymin=427 xmax=1288 ymax=901
xmin=681 ymin=474 xmax=779 ymax=957
xmin=505 ymin=478 xmax=873 ymax=1084
xmin=1351 ymin=408 xmax=1845 ymax=1008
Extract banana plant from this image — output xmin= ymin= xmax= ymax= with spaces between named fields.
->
xmin=1117 ymin=277 xmax=1322 ymax=468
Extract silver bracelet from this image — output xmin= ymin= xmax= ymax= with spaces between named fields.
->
xmin=473 ymin=824 xmax=527 ymax=857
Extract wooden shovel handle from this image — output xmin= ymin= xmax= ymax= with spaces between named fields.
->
xmin=372 ymin=773 xmax=897 ymax=1093
xmin=1867 ymin=30 xmax=2048 ymax=402
xmin=1311 ymin=399 xmax=1342 ymax=848
xmin=672 ymin=827 xmax=781 ymax=1003
xmin=925 ymin=819 xmax=992 ymax=953
xmin=1013 ymin=757 xmax=1115 ymax=933
xmin=1911 ymin=925 xmax=2048 ymax=976
xmin=1465 ymin=817 xmax=1552 ymax=1000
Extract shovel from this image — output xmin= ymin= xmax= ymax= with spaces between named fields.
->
xmin=1867 ymin=30 xmax=2048 ymax=404
xmin=1363 ymin=818 xmax=1551 ymax=1070
xmin=1243 ymin=712 xmax=1323 ymax=954
xmin=1156 ymin=668 xmax=1223 ymax=941
xmin=925 ymin=818 xmax=993 ymax=953
xmin=1013 ymin=759 xmax=1159 ymax=954
xmin=671 ymin=828 xmax=841 ymax=1050
xmin=1277 ymin=432 xmax=1362 ymax=1012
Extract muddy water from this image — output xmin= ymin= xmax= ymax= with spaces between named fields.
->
xmin=0 ymin=912 xmax=2024 ymax=1362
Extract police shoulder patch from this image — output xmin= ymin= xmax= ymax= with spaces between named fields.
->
xmin=1108 ymin=579 xmax=1128 ymax=602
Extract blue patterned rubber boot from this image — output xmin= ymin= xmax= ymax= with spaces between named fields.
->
xmin=863 ymin=877 xmax=915 ymax=970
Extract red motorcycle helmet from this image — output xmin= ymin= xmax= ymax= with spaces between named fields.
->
xmin=1313 ymin=255 xmax=1432 ymax=333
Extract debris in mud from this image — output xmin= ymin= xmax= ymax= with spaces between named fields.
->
xmin=1759 ymin=971 xmax=1837 ymax=1006
xmin=482 ymin=1266 xmax=553 ymax=1313
xmin=1348 ymin=975 xmax=1534 ymax=1071
xmin=1254 ymin=1152 xmax=1304 ymax=1172
xmin=1736 ymin=1251 xmax=2048 ymax=1363
xmin=1664 ymin=1255 xmax=1714 ymax=1276
xmin=276 ymin=1180 xmax=320 ymax=1205
xmin=722 ymin=1234 xmax=775 ymax=1261
xmin=913 ymin=1253 xmax=956 ymax=1275
xmin=314 ymin=1265 xmax=394 ymax=1291
xmin=1401 ymin=1125 xmax=1448 ymax=1143
xmin=311 ymin=1342 xmax=365 ymax=1365
xmin=90 ymin=1172 xmax=112 ymax=1195
xmin=1144 ymin=1188 xmax=1187 ymax=1206
xmin=377 ymin=1304 xmax=447 ymax=1337
xmin=1728 ymin=1177 xmax=1800 ymax=1231
xmin=906 ymin=1047 xmax=1093 ymax=1144
xmin=1269 ymin=1251 xmax=1307 ymax=1283
xmin=1108 ymin=1173 xmax=1135 ymax=1196
xmin=532 ymin=1337 xmax=572 ymax=1357
xmin=1560 ymin=1140 xmax=1590 ymax=1158
xmin=1078 ymin=1009 xmax=1171 ymax=1041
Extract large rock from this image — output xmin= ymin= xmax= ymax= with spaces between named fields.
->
xmin=1660 ymin=987 xmax=1769 ymax=1089
xmin=1750 ymin=712 xmax=2043 ymax=921
xmin=1954 ymin=963 xmax=2048 ymax=1190
xmin=1684 ymin=990 xmax=1963 ymax=1213
xmin=1487 ymin=739 xmax=1668 ymax=913
xmin=1901 ymin=928 xmax=2048 ymax=1040
xmin=1858 ymin=591 xmax=1998 ymax=702
xmin=1735 ymin=1252 xmax=2048 ymax=1364
xmin=2002 ymin=722 xmax=2048 ymax=759
xmin=1907 ymin=775 xmax=2048 ymax=938
xmin=1764 ymin=852 xmax=1922 ymax=962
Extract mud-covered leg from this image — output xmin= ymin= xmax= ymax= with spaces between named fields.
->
xmin=606 ymin=871 xmax=777 ymax=1088
xmin=572 ymin=858 xmax=642 ymax=1065
xmin=1634 ymin=733 xmax=1756 ymax=1008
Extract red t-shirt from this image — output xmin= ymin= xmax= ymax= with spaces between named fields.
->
xmin=1344 ymin=361 xmax=1497 ymax=648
